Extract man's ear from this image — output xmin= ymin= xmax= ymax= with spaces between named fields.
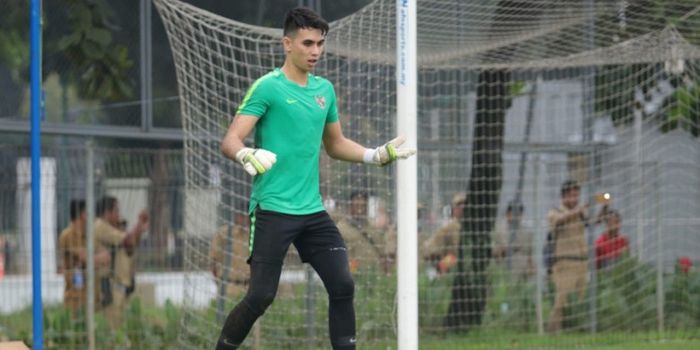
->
xmin=282 ymin=36 xmax=292 ymax=52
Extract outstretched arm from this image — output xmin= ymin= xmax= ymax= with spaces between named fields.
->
xmin=323 ymin=122 xmax=416 ymax=164
xmin=322 ymin=122 xmax=367 ymax=162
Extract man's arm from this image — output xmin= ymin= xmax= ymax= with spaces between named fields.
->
xmin=221 ymin=115 xmax=259 ymax=161
xmin=221 ymin=114 xmax=276 ymax=176
xmin=323 ymin=122 xmax=416 ymax=164
xmin=123 ymin=209 xmax=149 ymax=255
xmin=549 ymin=205 xmax=587 ymax=229
xmin=322 ymin=122 xmax=367 ymax=162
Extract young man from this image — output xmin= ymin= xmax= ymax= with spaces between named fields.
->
xmin=546 ymin=180 xmax=607 ymax=332
xmin=421 ymin=192 xmax=465 ymax=275
xmin=492 ymin=201 xmax=534 ymax=281
xmin=595 ymin=210 xmax=629 ymax=269
xmin=334 ymin=191 xmax=396 ymax=275
xmin=217 ymin=7 xmax=415 ymax=350
xmin=94 ymin=196 xmax=149 ymax=328
xmin=209 ymin=211 xmax=251 ymax=297
xmin=58 ymin=199 xmax=112 ymax=315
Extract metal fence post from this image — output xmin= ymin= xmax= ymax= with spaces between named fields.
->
xmin=85 ymin=141 xmax=96 ymax=350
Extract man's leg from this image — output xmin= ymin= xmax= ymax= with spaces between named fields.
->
xmin=547 ymin=262 xmax=573 ymax=333
xmin=216 ymin=261 xmax=282 ymax=349
xmin=217 ymin=208 xmax=302 ymax=349
xmin=308 ymin=249 xmax=356 ymax=350
xmin=104 ymin=286 xmax=127 ymax=330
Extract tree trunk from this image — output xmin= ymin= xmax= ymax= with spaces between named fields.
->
xmin=445 ymin=68 xmax=510 ymax=331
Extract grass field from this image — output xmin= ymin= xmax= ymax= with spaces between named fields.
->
xmin=358 ymin=333 xmax=700 ymax=350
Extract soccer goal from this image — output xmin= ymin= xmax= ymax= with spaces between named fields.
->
xmin=154 ymin=0 xmax=700 ymax=348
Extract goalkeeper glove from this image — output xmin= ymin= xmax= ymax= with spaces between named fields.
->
xmin=235 ymin=147 xmax=277 ymax=176
xmin=363 ymin=135 xmax=416 ymax=166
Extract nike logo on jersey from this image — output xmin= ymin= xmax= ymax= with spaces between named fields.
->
xmin=286 ymin=98 xmax=298 ymax=104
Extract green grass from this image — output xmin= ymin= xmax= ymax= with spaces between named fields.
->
xmin=2 ymin=260 xmax=699 ymax=349
xmin=356 ymin=333 xmax=700 ymax=350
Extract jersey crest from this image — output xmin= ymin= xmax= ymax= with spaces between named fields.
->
xmin=315 ymin=95 xmax=326 ymax=109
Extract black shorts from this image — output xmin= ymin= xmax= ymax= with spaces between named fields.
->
xmin=248 ymin=207 xmax=346 ymax=265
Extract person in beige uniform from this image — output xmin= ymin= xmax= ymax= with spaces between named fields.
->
xmin=547 ymin=180 xmax=607 ymax=332
xmin=58 ymin=199 xmax=112 ymax=316
xmin=492 ymin=201 xmax=534 ymax=281
xmin=210 ymin=212 xmax=251 ymax=298
xmin=422 ymin=192 xmax=466 ymax=275
xmin=334 ymin=191 xmax=396 ymax=274
xmin=94 ymin=196 xmax=149 ymax=328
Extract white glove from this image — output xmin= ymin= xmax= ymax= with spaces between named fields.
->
xmin=363 ymin=135 xmax=416 ymax=166
xmin=235 ymin=147 xmax=277 ymax=176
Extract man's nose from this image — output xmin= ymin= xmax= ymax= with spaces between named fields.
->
xmin=311 ymin=45 xmax=320 ymax=56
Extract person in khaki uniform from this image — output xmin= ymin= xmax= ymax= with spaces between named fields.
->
xmin=210 ymin=212 xmax=251 ymax=298
xmin=422 ymin=192 xmax=466 ymax=274
xmin=492 ymin=202 xmax=534 ymax=281
xmin=334 ymin=191 xmax=396 ymax=274
xmin=58 ymin=199 xmax=112 ymax=316
xmin=94 ymin=196 xmax=149 ymax=329
xmin=547 ymin=180 xmax=607 ymax=332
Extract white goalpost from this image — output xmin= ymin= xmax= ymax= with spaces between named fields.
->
xmin=396 ymin=0 xmax=418 ymax=348
xmin=154 ymin=0 xmax=700 ymax=349
xmin=396 ymin=0 xmax=420 ymax=350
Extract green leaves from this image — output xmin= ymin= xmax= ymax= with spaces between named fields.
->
xmin=54 ymin=1 xmax=133 ymax=101
xmin=661 ymin=83 xmax=700 ymax=136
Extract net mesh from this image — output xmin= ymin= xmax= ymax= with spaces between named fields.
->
xmin=153 ymin=0 xmax=700 ymax=348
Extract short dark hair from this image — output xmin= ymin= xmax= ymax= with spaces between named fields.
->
xmin=96 ymin=196 xmax=118 ymax=217
xmin=283 ymin=7 xmax=329 ymax=36
xmin=506 ymin=201 xmax=524 ymax=215
xmin=606 ymin=209 xmax=621 ymax=221
xmin=69 ymin=199 xmax=86 ymax=221
xmin=350 ymin=191 xmax=368 ymax=201
xmin=561 ymin=180 xmax=580 ymax=197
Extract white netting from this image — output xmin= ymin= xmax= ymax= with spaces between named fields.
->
xmin=154 ymin=0 xmax=700 ymax=348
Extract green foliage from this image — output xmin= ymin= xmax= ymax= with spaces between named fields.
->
xmin=0 ymin=2 xmax=29 ymax=83
xmin=0 ymin=1 xmax=134 ymax=103
xmin=661 ymin=82 xmax=700 ymax=137
xmin=0 ymin=298 xmax=182 ymax=350
xmin=595 ymin=64 xmax=654 ymax=127
xmin=51 ymin=0 xmax=133 ymax=100
xmin=594 ymin=1 xmax=700 ymax=136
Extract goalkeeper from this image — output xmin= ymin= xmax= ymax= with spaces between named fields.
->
xmin=216 ymin=7 xmax=415 ymax=350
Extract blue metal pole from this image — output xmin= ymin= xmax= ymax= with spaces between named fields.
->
xmin=30 ymin=0 xmax=43 ymax=349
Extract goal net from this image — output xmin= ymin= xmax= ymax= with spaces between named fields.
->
xmin=154 ymin=0 xmax=700 ymax=348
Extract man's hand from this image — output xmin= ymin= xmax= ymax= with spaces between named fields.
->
xmin=235 ymin=147 xmax=277 ymax=176
xmin=364 ymin=136 xmax=416 ymax=166
xmin=135 ymin=209 xmax=149 ymax=233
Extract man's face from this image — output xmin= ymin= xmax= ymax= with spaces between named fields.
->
xmin=452 ymin=201 xmax=465 ymax=219
xmin=78 ymin=210 xmax=87 ymax=227
xmin=562 ymin=189 xmax=580 ymax=209
xmin=506 ymin=210 xmax=520 ymax=223
xmin=350 ymin=196 xmax=367 ymax=219
xmin=105 ymin=202 xmax=121 ymax=227
xmin=283 ymin=28 xmax=325 ymax=73
xmin=606 ymin=215 xmax=621 ymax=233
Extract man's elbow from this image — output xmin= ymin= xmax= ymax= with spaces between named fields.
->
xmin=221 ymin=138 xmax=234 ymax=159
xmin=324 ymin=141 xmax=341 ymax=159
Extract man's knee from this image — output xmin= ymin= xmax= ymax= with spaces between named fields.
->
xmin=327 ymin=274 xmax=354 ymax=300
xmin=243 ymin=289 xmax=276 ymax=315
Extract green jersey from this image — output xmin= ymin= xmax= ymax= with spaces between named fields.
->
xmin=237 ymin=68 xmax=339 ymax=215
